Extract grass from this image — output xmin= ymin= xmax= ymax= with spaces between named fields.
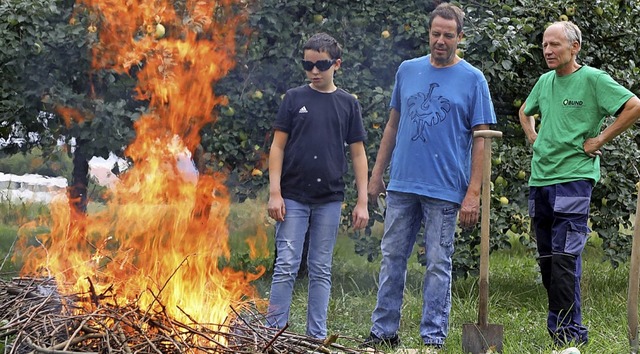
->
xmin=252 ymin=228 xmax=633 ymax=353
xmin=0 ymin=197 xmax=636 ymax=353
xmin=0 ymin=225 xmax=20 ymax=275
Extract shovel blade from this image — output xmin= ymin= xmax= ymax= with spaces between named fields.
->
xmin=461 ymin=323 xmax=504 ymax=353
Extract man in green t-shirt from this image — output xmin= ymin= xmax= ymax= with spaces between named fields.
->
xmin=519 ymin=21 xmax=640 ymax=348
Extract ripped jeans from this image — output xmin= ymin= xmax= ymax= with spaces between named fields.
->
xmin=529 ymin=180 xmax=592 ymax=346
xmin=266 ymin=199 xmax=342 ymax=339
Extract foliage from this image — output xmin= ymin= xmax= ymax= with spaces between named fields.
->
xmin=212 ymin=0 xmax=640 ymax=277
xmin=0 ymin=0 xmax=59 ymax=150
xmin=209 ymin=0 xmax=640 ymax=276
xmin=464 ymin=0 xmax=640 ymax=272
xmin=0 ymin=147 xmax=73 ymax=178
xmin=1 ymin=0 xmax=639 ymax=276
xmin=0 ymin=0 xmax=138 ymax=216
xmin=0 ymin=0 xmax=138 ymax=158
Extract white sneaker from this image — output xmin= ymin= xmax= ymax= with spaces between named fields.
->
xmin=393 ymin=349 xmax=439 ymax=354
xmin=551 ymin=347 xmax=581 ymax=354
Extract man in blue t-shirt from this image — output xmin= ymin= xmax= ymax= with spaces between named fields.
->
xmin=362 ymin=3 xmax=496 ymax=351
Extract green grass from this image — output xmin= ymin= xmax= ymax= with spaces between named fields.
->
xmin=0 ymin=198 xmax=636 ymax=353
xmin=252 ymin=231 xmax=633 ymax=353
xmin=0 ymin=224 xmax=20 ymax=275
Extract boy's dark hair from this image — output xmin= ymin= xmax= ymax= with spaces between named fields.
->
xmin=302 ymin=33 xmax=342 ymax=60
xmin=429 ymin=3 xmax=465 ymax=34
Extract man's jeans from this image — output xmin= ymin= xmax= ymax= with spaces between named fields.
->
xmin=370 ymin=191 xmax=458 ymax=346
xmin=266 ymin=199 xmax=342 ymax=339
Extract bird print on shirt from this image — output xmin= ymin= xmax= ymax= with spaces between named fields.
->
xmin=407 ymin=83 xmax=451 ymax=142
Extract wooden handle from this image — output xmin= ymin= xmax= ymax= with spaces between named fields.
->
xmin=474 ymin=130 xmax=503 ymax=139
xmin=628 ymin=182 xmax=640 ymax=351
xmin=477 ymin=130 xmax=502 ymax=325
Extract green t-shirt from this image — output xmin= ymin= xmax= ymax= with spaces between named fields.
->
xmin=523 ymin=66 xmax=634 ymax=187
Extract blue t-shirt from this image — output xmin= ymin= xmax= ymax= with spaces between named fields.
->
xmin=388 ymin=55 xmax=496 ymax=204
xmin=273 ymin=85 xmax=366 ymax=203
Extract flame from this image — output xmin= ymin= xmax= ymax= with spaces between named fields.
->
xmin=56 ymin=106 xmax=89 ymax=126
xmin=17 ymin=0 xmax=266 ymax=343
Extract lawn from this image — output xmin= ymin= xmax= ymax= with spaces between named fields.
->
xmin=0 ymin=198 xmax=635 ymax=354
xmin=252 ymin=225 xmax=632 ymax=354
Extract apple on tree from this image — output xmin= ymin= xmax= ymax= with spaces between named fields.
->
xmin=251 ymin=90 xmax=263 ymax=100
xmin=155 ymin=23 xmax=165 ymax=39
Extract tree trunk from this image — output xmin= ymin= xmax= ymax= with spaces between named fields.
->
xmin=191 ymin=144 xmax=213 ymax=221
xmin=69 ymin=142 xmax=89 ymax=217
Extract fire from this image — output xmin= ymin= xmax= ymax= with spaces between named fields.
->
xmin=17 ymin=0 xmax=265 ymax=343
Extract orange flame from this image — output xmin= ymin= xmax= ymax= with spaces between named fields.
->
xmin=17 ymin=0 xmax=266 ymax=343
xmin=56 ymin=106 xmax=87 ymax=126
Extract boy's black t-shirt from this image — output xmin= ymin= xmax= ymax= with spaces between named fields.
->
xmin=273 ymin=84 xmax=366 ymax=203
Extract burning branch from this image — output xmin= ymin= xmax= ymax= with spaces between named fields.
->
xmin=0 ymin=278 xmax=372 ymax=353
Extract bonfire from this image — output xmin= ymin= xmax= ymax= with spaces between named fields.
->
xmin=0 ymin=0 xmax=367 ymax=353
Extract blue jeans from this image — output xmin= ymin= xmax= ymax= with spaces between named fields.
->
xmin=266 ymin=199 xmax=342 ymax=339
xmin=529 ymin=180 xmax=592 ymax=346
xmin=370 ymin=191 xmax=458 ymax=346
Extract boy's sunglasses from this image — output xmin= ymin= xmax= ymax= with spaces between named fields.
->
xmin=302 ymin=59 xmax=336 ymax=72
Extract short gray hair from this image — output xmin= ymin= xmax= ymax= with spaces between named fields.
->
xmin=556 ymin=21 xmax=582 ymax=46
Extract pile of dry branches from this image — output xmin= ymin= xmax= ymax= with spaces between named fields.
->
xmin=0 ymin=277 xmax=369 ymax=353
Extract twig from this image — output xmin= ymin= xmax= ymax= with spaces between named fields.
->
xmin=61 ymin=316 xmax=90 ymax=351
xmin=25 ymin=335 xmax=99 ymax=354
xmin=115 ymin=323 xmax=133 ymax=354
xmin=142 ymin=254 xmax=194 ymax=321
xmin=229 ymin=305 xmax=271 ymax=344
xmin=262 ymin=323 xmax=288 ymax=353
xmin=1 ymin=277 xmax=371 ymax=353
xmin=51 ymin=333 xmax=106 ymax=351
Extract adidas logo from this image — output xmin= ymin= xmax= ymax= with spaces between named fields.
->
xmin=299 ymin=106 xmax=308 ymax=114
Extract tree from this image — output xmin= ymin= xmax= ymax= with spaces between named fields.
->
xmin=0 ymin=0 xmax=138 ymax=218
xmin=2 ymin=0 xmax=638 ymax=275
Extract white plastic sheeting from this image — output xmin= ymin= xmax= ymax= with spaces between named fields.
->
xmin=0 ymin=172 xmax=68 ymax=204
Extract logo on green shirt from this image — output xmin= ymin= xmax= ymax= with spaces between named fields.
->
xmin=563 ymin=99 xmax=584 ymax=106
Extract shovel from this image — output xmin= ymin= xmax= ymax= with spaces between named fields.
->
xmin=628 ymin=181 xmax=640 ymax=354
xmin=462 ymin=130 xmax=504 ymax=354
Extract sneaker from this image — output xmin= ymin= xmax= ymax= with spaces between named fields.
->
xmin=393 ymin=346 xmax=441 ymax=354
xmin=551 ymin=347 xmax=581 ymax=354
xmin=423 ymin=344 xmax=443 ymax=353
xmin=422 ymin=344 xmax=442 ymax=353
xmin=359 ymin=332 xmax=400 ymax=350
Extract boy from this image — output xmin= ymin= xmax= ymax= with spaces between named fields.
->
xmin=266 ymin=32 xmax=369 ymax=339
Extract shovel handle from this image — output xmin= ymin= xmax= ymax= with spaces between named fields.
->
xmin=475 ymin=130 xmax=502 ymax=325
xmin=628 ymin=182 xmax=640 ymax=352
xmin=474 ymin=130 xmax=503 ymax=139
